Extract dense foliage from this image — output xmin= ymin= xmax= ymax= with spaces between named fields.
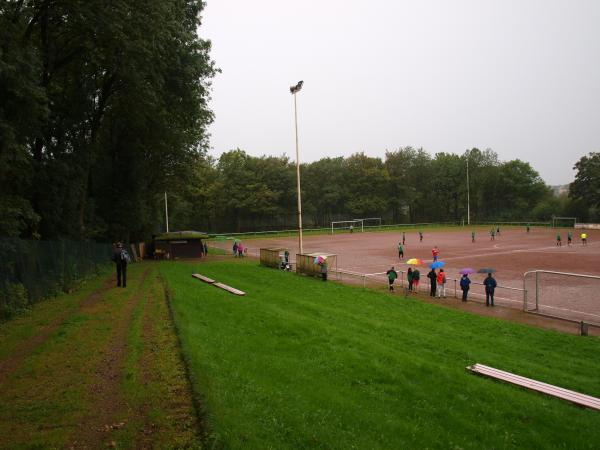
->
xmin=569 ymin=152 xmax=600 ymax=222
xmin=170 ymin=147 xmax=556 ymax=232
xmin=0 ymin=0 xmax=216 ymax=241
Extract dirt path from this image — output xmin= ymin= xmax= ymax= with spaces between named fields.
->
xmin=73 ymin=269 xmax=150 ymax=448
xmin=0 ymin=277 xmax=114 ymax=386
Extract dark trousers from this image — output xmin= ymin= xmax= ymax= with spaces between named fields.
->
xmin=486 ymin=289 xmax=494 ymax=306
xmin=389 ymin=280 xmax=394 ymax=291
xmin=117 ymin=262 xmax=127 ymax=287
xmin=430 ymin=283 xmax=436 ymax=296
xmin=461 ymin=288 xmax=468 ymax=301
xmin=408 ymin=280 xmax=413 ymax=291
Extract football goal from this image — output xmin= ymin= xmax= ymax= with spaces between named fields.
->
xmin=552 ymin=217 xmax=577 ymax=228
xmin=331 ymin=220 xmax=363 ymax=234
xmin=353 ymin=217 xmax=382 ymax=229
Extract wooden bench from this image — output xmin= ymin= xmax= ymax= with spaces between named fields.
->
xmin=213 ymin=282 xmax=245 ymax=296
xmin=192 ymin=273 xmax=245 ymax=296
xmin=192 ymin=273 xmax=216 ymax=284
xmin=467 ymin=363 xmax=600 ymax=411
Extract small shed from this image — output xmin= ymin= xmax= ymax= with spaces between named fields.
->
xmin=296 ymin=252 xmax=337 ymax=277
xmin=154 ymin=231 xmax=209 ymax=259
xmin=260 ymin=248 xmax=288 ymax=268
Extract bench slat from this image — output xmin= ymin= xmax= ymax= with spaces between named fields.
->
xmin=192 ymin=273 xmax=216 ymax=284
xmin=468 ymin=363 xmax=600 ymax=410
xmin=213 ymin=282 xmax=246 ymax=296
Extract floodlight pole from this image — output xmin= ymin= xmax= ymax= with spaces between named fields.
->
xmin=292 ymin=83 xmax=304 ymax=254
xmin=165 ymin=191 xmax=170 ymax=233
xmin=466 ymin=152 xmax=470 ymax=226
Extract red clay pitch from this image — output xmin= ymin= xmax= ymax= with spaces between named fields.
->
xmin=238 ymin=227 xmax=600 ymax=324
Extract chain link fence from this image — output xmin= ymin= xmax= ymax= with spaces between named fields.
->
xmin=0 ymin=238 xmax=113 ymax=320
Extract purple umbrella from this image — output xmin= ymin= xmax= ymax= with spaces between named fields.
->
xmin=459 ymin=268 xmax=476 ymax=275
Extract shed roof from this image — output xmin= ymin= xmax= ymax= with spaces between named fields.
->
xmin=154 ymin=230 xmax=209 ymax=241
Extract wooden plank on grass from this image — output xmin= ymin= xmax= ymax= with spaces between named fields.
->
xmin=192 ymin=273 xmax=216 ymax=284
xmin=467 ymin=363 xmax=600 ymax=411
xmin=213 ymin=282 xmax=245 ymax=296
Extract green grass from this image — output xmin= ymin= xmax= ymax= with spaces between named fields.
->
xmin=162 ymin=259 xmax=600 ymax=449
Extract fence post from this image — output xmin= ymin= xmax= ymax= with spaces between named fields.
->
xmin=363 ymin=274 xmax=366 ymax=288
xmin=580 ymin=321 xmax=589 ymax=336
xmin=535 ymin=271 xmax=539 ymax=311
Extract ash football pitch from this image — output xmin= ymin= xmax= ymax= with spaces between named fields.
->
xmin=232 ymin=226 xmax=600 ymax=324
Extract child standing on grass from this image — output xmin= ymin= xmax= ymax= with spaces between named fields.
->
xmin=386 ymin=266 xmax=398 ymax=291
xmin=412 ymin=268 xmax=420 ymax=292
xmin=436 ymin=269 xmax=446 ymax=298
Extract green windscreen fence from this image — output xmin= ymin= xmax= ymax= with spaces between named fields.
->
xmin=0 ymin=238 xmax=113 ymax=320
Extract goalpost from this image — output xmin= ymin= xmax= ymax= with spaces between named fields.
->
xmin=552 ymin=217 xmax=577 ymax=228
xmin=331 ymin=220 xmax=363 ymax=234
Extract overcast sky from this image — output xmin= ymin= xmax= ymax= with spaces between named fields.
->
xmin=201 ymin=0 xmax=600 ymax=185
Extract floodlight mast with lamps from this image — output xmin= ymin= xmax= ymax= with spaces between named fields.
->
xmin=290 ymin=80 xmax=304 ymax=254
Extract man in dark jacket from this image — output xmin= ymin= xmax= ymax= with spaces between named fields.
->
xmin=460 ymin=274 xmax=471 ymax=301
xmin=427 ymin=269 xmax=437 ymax=297
xmin=483 ymin=273 xmax=497 ymax=306
xmin=112 ymin=242 xmax=128 ymax=288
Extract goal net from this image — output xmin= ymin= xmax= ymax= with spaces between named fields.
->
xmin=353 ymin=217 xmax=382 ymax=230
xmin=523 ymin=270 xmax=600 ymax=325
xmin=552 ymin=217 xmax=577 ymax=228
xmin=331 ymin=220 xmax=363 ymax=234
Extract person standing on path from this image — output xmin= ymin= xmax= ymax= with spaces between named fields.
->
xmin=402 ymin=232 xmax=406 ymax=245
xmin=471 ymin=231 xmax=475 ymax=243
xmin=581 ymin=233 xmax=588 ymax=246
xmin=436 ymin=269 xmax=446 ymax=298
xmin=398 ymin=243 xmax=404 ymax=260
xmin=556 ymin=233 xmax=562 ymax=246
xmin=407 ymin=267 xmax=414 ymax=292
xmin=419 ymin=231 xmax=423 ymax=242
xmin=427 ymin=268 xmax=437 ymax=297
xmin=412 ymin=268 xmax=421 ymax=292
xmin=490 ymin=229 xmax=495 ymax=241
xmin=432 ymin=246 xmax=439 ymax=262
xmin=386 ymin=266 xmax=398 ymax=292
xmin=112 ymin=242 xmax=129 ymax=288
xmin=483 ymin=273 xmax=497 ymax=307
xmin=567 ymin=232 xmax=572 ymax=246
xmin=460 ymin=274 xmax=471 ymax=301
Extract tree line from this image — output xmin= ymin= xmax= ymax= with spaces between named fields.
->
xmin=1 ymin=0 xmax=216 ymax=242
xmin=168 ymin=147 xmax=584 ymax=233
xmin=3 ymin=3 xmax=598 ymax=240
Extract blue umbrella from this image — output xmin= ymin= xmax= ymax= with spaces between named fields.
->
xmin=430 ymin=261 xmax=445 ymax=269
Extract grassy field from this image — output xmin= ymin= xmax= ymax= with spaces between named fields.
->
xmin=0 ymin=263 xmax=200 ymax=449
xmin=163 ymin=259 xmax=600 ymax=449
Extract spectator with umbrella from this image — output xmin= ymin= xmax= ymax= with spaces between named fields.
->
xmin=459 ymin=268 xmax=475 ymax=301
xmin=436 ymin=269 xmax=447 ymax=298
xmin=479 ymin=268 xmax=497 ymax=306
